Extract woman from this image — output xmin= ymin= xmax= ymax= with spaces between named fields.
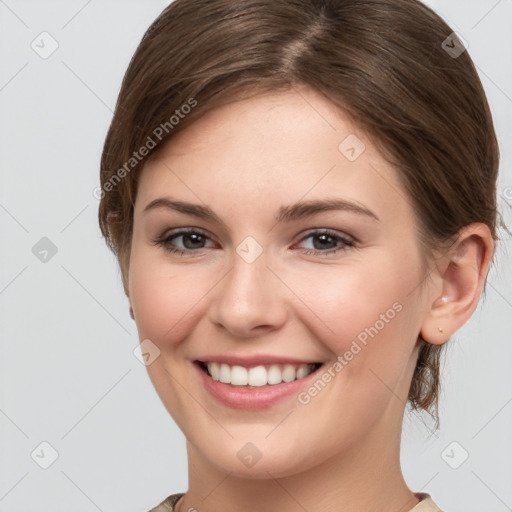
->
xmin=98 ymin=1 xmax=499 ymax=510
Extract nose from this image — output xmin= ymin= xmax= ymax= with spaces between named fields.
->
xmin=208 ymin=249 xmax=288 ymax=338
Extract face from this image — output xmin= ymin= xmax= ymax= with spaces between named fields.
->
xmin=128 ymin=86 xmax=431 ymax=478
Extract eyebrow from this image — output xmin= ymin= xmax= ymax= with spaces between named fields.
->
xmin=142 ymin=197 xmax=380 ymax=225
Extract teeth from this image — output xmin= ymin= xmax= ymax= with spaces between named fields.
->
xmin=231 ymin=365 xmax=248 ymax=385
xmin=296 ymin=365 xmax=309 ymax=379
xmin=205 ymin=362 xmax=318 ymax=387
xmin=248 ymin=365 xmax=267 ymax=387
xmin=267 ymin=365 xmax=282 ymax=385
xmin=219 ymin=364 xmax=230 ymax=383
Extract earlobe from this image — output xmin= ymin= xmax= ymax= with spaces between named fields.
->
xmin=420 ymin=223 xmax=493 ymax=345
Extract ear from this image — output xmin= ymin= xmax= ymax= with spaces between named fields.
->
xmin=420 ymin=223 xmax=494 ymax=345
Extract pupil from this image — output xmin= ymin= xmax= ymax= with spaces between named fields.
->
xmin=184 ymin=233 xmax=204 ymax=249
xmin=314 ymin=234 xmax=335 ymax=250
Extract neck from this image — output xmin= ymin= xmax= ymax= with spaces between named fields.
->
xmin=176 ymin=410 xmax=419 ymax=512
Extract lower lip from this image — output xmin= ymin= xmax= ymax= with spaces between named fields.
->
xmin=194 ymin=362 xmax=323 ymax=410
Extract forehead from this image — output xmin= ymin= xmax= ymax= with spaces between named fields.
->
xmin=150 ymin=87 xmax=350 ymax=162
xmin=136 ymin=87 xmax=413 ymax=226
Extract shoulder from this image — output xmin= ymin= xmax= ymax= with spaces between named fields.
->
xmin=411 ymin=493 xmax=444 ymax=511
xmin=147 ymin=492 xmax=185 ymax=512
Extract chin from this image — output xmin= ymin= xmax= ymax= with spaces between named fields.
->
xmin=193 ymin=437 xmax=321 ymax=480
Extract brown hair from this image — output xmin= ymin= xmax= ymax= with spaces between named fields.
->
xmin=98 ymin=0 xmax=499 ymax=426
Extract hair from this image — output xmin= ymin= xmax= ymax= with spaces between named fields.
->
xmin=98 ymin=0 xmax=499 ymax=427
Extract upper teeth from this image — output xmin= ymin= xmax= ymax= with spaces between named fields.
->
xmin=206 ymin=362 xmax=317 ymax=387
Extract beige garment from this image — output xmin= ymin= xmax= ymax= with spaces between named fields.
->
xmin=412 ymin=493 xmax=443 ymax=511
xmin=148 ymin=491 xmax=443 ymax=511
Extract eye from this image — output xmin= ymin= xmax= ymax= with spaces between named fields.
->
xmin=295 ymin=230 xmax=355 ymax=256
xmin=153 ymin=228 xmax=215 ymax=255
xmin=153 ymin=228 xmax=355 ymax=257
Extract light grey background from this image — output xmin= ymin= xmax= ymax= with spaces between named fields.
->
xmin=0 ymin=1 xmax=510 ymax=511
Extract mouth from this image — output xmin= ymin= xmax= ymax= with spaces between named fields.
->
xmin=195 ymin=360 xmax=323 ymax=388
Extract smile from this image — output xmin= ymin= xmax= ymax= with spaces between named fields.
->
xmin=194 ymin=358 xmax=325 ymax=410
xmin=197 ymin=361 xmax=322 ymax=387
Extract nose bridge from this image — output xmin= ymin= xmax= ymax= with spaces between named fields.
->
xmin=224 ymin=243 xmax=272 ymax=311
xmin=210 ymin=237 xmax=287 ymax=335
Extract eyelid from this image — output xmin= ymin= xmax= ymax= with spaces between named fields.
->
xmin=156 ymin=227 xmax=354 ymax=245
xmin=155 ymin=227 xmax=217 ymax=246
xmin=158 ymin=225 xmax=211 ymax=237
xmin=154 ymin=226 xmax=356 ymax=257
xmin=296 ymin=228 xmax=355 ymax=244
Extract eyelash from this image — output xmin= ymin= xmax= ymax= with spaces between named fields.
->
xmin=153 ymin=228 xmax=355 ymax=257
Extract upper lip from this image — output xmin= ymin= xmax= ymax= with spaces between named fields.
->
xmin=195 ymin=355 xmax=323 ymax=367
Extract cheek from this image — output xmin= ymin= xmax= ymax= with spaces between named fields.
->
xmin=128 ymin=249 xmax=211 ymax=344
xmin=285 ymin=252 xmax=421 ymax=355
xmin=285 ymin=253 xmax=424 ymax=420
xmin=129 ymin=244 xmax=423 ymax=356
xmin=286 ymin=261 xmax=421 ymax=434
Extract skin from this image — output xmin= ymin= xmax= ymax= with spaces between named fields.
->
xmin=127 ymin=86 xmax=493 ymax=512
